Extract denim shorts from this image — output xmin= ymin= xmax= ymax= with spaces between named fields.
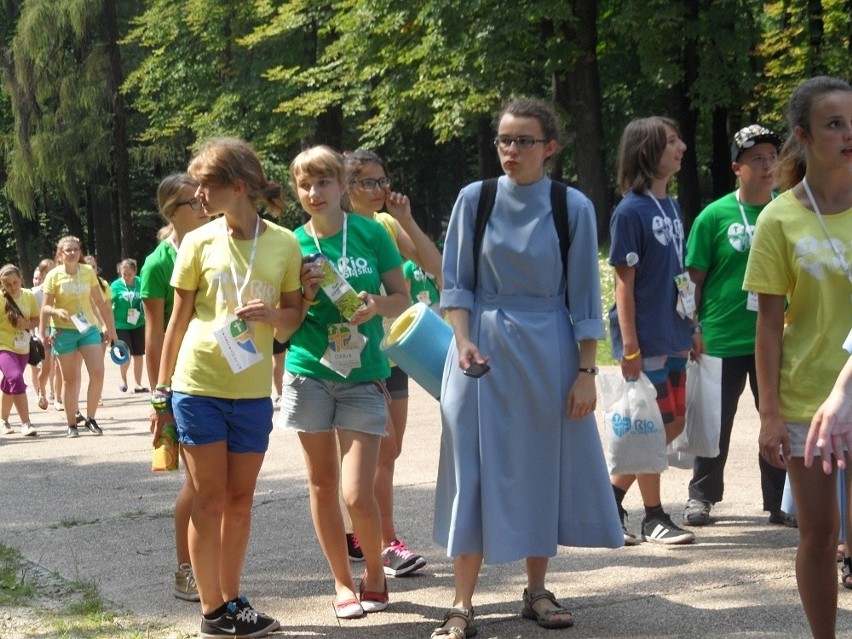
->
xmin=51 ymin=326 xmax=102 ymax=356
xmin=278 ymin=372 xmax=388 ymax=436
xmin=171 ymin=392 xmax=274 ymax=454
xmin=784 ymin=421 xmax=846 ymax=459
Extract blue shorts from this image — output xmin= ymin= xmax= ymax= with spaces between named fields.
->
xmin=278 ymin=372 xmax=388 ymax=436
xmin=51 ymin=326 xmax=102 ymax=356
xmin=171 ymin=392 xmax=274 ymax=453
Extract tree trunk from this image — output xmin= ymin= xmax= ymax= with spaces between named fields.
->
xmin=668 ymin=0 xmax=701 ymax=226
xmin=101 ymin=0 xmax=132 ymax=260
xmin=806 ymin=0 xmax=825 ymax=75
xmin=711 ymin=106 xmax=733 ymax=200
xmin=553 ymin=0 xmax=611 ymax=242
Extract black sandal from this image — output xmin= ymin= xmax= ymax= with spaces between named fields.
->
xmin=841 ymin=557 xmax=852 ymax=590
xmin=430 ymin=607 xmax=477 ymax=639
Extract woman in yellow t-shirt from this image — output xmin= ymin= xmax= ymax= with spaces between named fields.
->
xmin=152 ymin=137 xmax=303 ymax=638
xmin=343 ymin=150 xmax=442 ymax=576
xmin=0 ymin=264 xmax=40 ymax=437
xmin=41 ymin=236 xmax=118 ymax=438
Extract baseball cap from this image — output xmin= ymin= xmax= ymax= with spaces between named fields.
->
xmin=731 ymin=124 xmax=783 ymax=161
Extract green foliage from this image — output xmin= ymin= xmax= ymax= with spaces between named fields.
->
xmin=1 ymin=0 xmax=849 ymax=266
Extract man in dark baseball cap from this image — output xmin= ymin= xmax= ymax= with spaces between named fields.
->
xmin=682 ymin=123 xmax=792 ymax=529
xmin=731 ymin=124 xmax=784 ymax=162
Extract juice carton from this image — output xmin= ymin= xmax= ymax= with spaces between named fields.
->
xmin=152 ymin=422 xmax=179 ymax=472
xmin=304 ymin=253 xmax=366 ymax=321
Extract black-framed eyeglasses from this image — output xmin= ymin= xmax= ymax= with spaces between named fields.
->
xmin=493 ymin=135 xmax=548 ymax=150
xmin=176 ymin=198 xmax=202 ymax=211
xmin=350 ymin=177 xmax=391 ymax=191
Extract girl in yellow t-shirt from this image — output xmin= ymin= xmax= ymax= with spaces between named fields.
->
xmin=152 ymin=137 xmax=303 ymax=638
xmin=0 ymin=264 xmax=40 ymax=437
xmin=41 ymin=236 xmax=118 ymax=438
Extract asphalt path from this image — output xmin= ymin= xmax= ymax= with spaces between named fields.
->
xmin=2 ymin=361 xmax=851 ymax=638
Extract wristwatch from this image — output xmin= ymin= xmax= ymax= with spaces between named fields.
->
xmin=578 ymin=367 xmax=599 ymax=375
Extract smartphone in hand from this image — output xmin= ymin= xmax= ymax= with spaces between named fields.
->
xmin=463 ymin=362 xmax=491 ymax=378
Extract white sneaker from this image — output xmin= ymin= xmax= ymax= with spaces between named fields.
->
xmin=21 ymin=423 xmax=37 ymax=437
xmin=1 ymin=420 xmax=13 ymax=435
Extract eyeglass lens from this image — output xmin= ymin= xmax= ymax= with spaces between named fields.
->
xmin=356 ymin=177 xmax=391 ymax=190
xmin=494 ymin=136 xmax=542 ymax=150
xmin=177 ymin=199 xmax=202 ymax=211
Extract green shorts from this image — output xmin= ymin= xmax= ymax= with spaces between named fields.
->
xmin=51 ymin=326 xmax=102 ymax=356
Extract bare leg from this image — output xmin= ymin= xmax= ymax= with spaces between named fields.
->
xmin=298 ymin=431 xmax=357 ymax=602
xmin=181 ymin=440 xmax=229 ymax=613
xmin=78 ymin=343 xmax=104 ymax=418
xmin=433 ymin=554 xmax=482 ymax=634
xmin=787 ymin=457 xmax=840 ymax=639
xmin=526 ymin=556 xmax=573 ymax=625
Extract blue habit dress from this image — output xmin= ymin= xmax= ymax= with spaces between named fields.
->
xmin=435 ymin=175 xmax=624 ymax=564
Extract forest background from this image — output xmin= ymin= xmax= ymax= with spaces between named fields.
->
xmin=0 ymin=0 xmax=850 ymax=279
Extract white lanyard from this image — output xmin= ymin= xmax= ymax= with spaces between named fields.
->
xmin=802 ymin=177 xmax=852 ymax=286
xmin=309 ymin=213 xmax=348 ymax=268
xmin=225 ymin=215 xmax=261 ymax=308
xmin=646 ymin=192 xmax=684 ymax=270
xmin=65 ymin=265 xmax=83 ymax=314
xmin=734 ymin=190 xmax=755 ymax=246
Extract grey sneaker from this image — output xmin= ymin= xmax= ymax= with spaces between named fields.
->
xmin=66 ymin=426 xmax=79 ymax=438
xmin=642 ymin=512 xmax=696 ymax=545
xmin=618 ymin=504 xmax=637 ymax=546
xmin=683 ymin=499 xmax=712 ymax=526
xmin=381 ymin=539 xmax=426 ymax=577
xmin=174 ymin=563 xmax=200 ymax=602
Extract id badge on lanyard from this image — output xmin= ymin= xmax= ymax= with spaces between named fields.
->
xmin=214 ymin=315 xmax=263 ymax=374
xmin=674 ymin=271 xmax=697 ymax=320
xmin=320 ymin=322 xmax=367 ymax=378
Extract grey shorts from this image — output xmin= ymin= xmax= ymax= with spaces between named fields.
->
xmin=784 ymin=421 xmax=848 ymax=458
xmin=277 ymin=371 xmax=388 ymax=437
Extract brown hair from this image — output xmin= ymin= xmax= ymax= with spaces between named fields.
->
xmin=189 ymin=137 xmax=285 ymax=217
xmin=0 ymin=264 xmax=24 ymax=327
xmin=774 ymin=136 xmax=806 ymax=193
xmin=617 ymin=116 xmax=681 ymax=195
xmin=495 ymin=97 xmax=562 ymax=146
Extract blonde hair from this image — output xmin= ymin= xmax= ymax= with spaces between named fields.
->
xmin=156 ymin=173 xmax=199 ymax=240
xmin=617 ymin=116 xmax=681 ymax=195
xmin=290 ymin=145 xmax=346 ymax=189
xmin=54 ymin=236 xmax=82 ymax=264
xmin=188 ymin=137 xmax=284 ymax=217
xmin=117 ymin=258 xmax=137 ymax=274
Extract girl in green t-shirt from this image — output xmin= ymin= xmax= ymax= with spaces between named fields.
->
xmin=280 ymin=145 xmax=410 ymax=619
xmin=110 ymin=258 xmax=147 ymax=393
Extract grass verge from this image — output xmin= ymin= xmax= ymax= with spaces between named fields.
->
xmin=0 ymin=542 xmax=190 ymax=639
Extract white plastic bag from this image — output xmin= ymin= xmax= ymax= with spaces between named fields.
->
xmin=599 ymin=371 xmax=668 ymax=475
xmin=672 ymin=356 xmax=722 ymax=458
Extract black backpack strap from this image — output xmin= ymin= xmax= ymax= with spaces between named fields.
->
xmin=550 ymin=180 xmax=569 ymax=275
xmin=472 ymin=178 xmax=499 ymax=288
